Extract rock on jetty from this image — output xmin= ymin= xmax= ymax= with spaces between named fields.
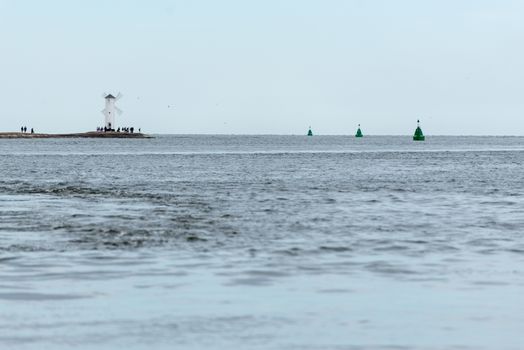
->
xmin=0 ymin=132 xmax=152 ymax=139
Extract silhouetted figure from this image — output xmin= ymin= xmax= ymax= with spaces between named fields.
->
xmin=117 ymin=127 xmax=120 ymax=132
xmin=139 ymin=128 xmax=141 ymax=133
xmin=24 ymin=126 xmax=27 ymax=133
xmin=30 ymin=128 xmax=34 ymax=134
xmin=130 ymin=127 xmax=134 ymax=133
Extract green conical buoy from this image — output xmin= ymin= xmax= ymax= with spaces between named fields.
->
xmin=355 ymin=124 xmax=363 ymax=138
xmin=307 ymin=127 xmax=313 ymax=136
xmin=413 ymin=119 xmax=425 ymax=141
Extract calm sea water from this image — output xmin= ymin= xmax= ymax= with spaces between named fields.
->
xmin=1 ymin=135 xmax=523 ymax=350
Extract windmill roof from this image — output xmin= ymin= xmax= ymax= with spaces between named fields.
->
xmin=105 ymin=94 xmax=116 ymax=99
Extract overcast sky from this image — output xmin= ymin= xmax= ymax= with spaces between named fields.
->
xmin=0 ymin=0 xmax=523 ymax=134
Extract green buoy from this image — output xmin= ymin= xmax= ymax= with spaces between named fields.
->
xmin=355 ymin=124 xmax=363 ymax=138
xmin=307 ymin=127 xmax=313 ymax=136
xmin=413 ymin=119 xmax=425 ymax=141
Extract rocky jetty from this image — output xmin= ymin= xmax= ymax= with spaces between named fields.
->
xmin=0 ymin=132 xmax=152 ymax=139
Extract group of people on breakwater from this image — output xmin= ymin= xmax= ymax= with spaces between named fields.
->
xmin=20 ymin=126 xmax=34 ymax=134
xmin=96 ymin=126 xmax=141 ymax=133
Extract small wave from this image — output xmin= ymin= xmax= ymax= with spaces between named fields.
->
xmin=0 ymin=292 xmax=89 ymax=301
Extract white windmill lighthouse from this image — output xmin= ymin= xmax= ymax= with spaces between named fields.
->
xmin=101 ymin=93 xmax=123 ymax=130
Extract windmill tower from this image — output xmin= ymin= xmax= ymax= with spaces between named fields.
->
xmin=101 ymin=93 xmax=123 ymax=130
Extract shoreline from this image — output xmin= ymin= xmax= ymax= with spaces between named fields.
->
xmin=0 ymin=132 xmax=152 ymax=139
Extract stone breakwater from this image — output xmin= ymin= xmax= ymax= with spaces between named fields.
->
xmin=0 ymin=132 xmax=152 ymax=139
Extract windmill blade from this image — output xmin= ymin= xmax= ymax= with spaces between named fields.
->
xmin=115 ymin=107 xmax=124 ymax=115
xmin=116 ymin=92 xmax=123 ymax=100
xmin=101 ymin=92 xmax=108 ymax=98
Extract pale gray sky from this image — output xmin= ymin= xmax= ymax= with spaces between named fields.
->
xmin=0 ymin=0 xmax=523 ymax=134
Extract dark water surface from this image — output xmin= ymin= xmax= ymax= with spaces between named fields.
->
xmin=1 ymin=135 xmax=523 ymax=349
